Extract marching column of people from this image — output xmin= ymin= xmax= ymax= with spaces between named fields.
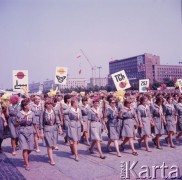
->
xmin=1 ymin=91 xmax=182 ymax=171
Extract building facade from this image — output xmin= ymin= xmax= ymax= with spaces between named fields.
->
xmin=109 ymin=53 xmax=182 ymax=86
xmin=89 ymin=77 xmax=108 ymax=87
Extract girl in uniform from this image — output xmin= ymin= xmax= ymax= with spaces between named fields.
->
xmin=121 ymin=99 xmax=138 ymax=156
xmin=67 ymin=99 xmax=83 ymax=161
xmin=151 ymin=97 xmax=166 ymax=149
xmin=176 ymin=96 xmax=182 ymax=142
xmin=7 ymin=95 xmax=21 ymax=155
xmin=80 ymin=97 xmax=90 ymax=145
xmin=52 ymin=98 xmax=63 ymax=150
xmin=62 ymin=94 xmax=71 ymax=143
xmin=40 ymin=101 xmax=58 ymax=166
xmin=164 ymin=96 xmax=177 ymax=148
xmin=0 ymin=105 xmax=8 ymax=153
xmin=88 ymin=98 xmax=106 ymax=159
xmin=137 ymin=96 xmax=152 ymax=152
xmin=106 ymin=98 xmax=121 ymax=157
xmin=15 ymin=99 xmax=39 ymax=171
xmin=31 ymin=95 xmax=43 ymax=152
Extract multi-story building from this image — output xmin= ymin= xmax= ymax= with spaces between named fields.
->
xmin=60 ymin=78 xmax=88 ymax=89
xmin=109 ymin=53 xmax=182 ymax=86
xmin=154 ymin=65 xmax=182 ymax=82
xmin=89 ymin=77 xmax=108 ymax=87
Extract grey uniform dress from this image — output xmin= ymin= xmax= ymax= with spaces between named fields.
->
xmin=31 ymin=103 xmax=44 ymax=131
xmin=40 ymin=110 xmax=57 ymax=147
xmin=80 ymin=105 xmax=90 ymax=132
xmin=137 ymin=104 xmax=151 ymax=136
xmin=88 ymin=107 xmax=103 ymax=141
xmin=176 ymin=103 xmax=182 ymax=132
xmin=8 ymin=104 xmax=21 ymax=138
xmin=62 ymin=103 xmax=70 ymax=135
xmin=163 ymin=104 xmax=176 ymax=133
xmin=151 ymin=104 xmax=164 ymax=135
xmin=16 ymin=111 xmax=36 ymax=150
xmin=67 ymin=108 xmax=82 ymax=142
xmin=53 ymin=104 xmax=61 ymax=144
xmin=0 ymin=112 xmax=4 ymax=139
xmin=121 ymin=107 xmax=137 ymax=138
xmin=106 ymin=106 xmax=120 ymax=140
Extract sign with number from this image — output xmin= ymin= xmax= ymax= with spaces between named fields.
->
xmin=13 ymin=70 xmax=28 ymax=92
xmin=111 ymin=70 xmax=131 ymax=91
xmin=55 ymin=67 xmax=67 ymax=85
xmin=139 ymin=79 xmax=149 ymax=92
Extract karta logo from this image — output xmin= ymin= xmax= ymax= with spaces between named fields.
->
xmin=141 ymin=81 xmax=148 ymax=86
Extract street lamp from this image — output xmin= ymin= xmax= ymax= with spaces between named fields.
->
xmin=97 ymin=66 xmax=102 ymax=87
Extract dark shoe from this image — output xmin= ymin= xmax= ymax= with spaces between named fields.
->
xmin=132 ymin=152 xmax=138 ymax=156
xmin=100 ymin=156 xmax=106 ymax=159
xmin=89 ymin=148 xmax=94 ymax=154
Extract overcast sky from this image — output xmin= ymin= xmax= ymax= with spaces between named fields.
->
xmin=0 ymin=0 xmax=181 ymax=89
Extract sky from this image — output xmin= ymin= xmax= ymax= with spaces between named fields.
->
xmin=0 ymin=0 xmax=181 ymax=89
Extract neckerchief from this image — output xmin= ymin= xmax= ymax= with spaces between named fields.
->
xmin=71 ymin=107 xmax=80 ymax=119
xmin=154 ymin=104 xmax=163 ymax=116
xmin=45 ymin=109 xmax=54 ymax=122
xmin=165 ymin=103 xmax=174 ymax=111
xmin=91 ymin=107 xmax=100 ymax=118
xmin=20 ymin=110 xmax=32 ymax=122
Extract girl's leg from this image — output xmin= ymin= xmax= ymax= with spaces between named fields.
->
xmin=0 ymin=139 xmax=3 ymax=153
xmin=176 ymin=132 xmax=182 ymax=142
xmin=73 ymin=141 xmax=79 ymax=161
xmin=144 ymin=135 xmax=151 ymax=151
xmin=34 ymin=133 xmax=40 ymax=152
xmin=47 ymin=147 xmax=55 ymax=165
xmin=113 ymin=140 xmax=121 ymax=156
xmin=96 ymin=140 xmax=105 ymax=158
xmin=169 ymin=131 xmax=175 ymax=147
xmin=89 ymin=140 xmax=96 ymax=152
xmin=23 ymin=150 xmax=30 ymax=170
xmin=128 ymin=138 xmax=136 ymax=153
xmin=11 ymin=138 xmax=16 ymax=155
xmin=106 ymin=139 xmax=112 ymax=151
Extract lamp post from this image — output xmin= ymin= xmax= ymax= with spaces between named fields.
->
xmin=97 ymin=66 xmax=102 ymax=87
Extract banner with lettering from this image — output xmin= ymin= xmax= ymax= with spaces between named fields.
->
xmin=111 ymin=70 xmax=131 ymax=91
xmin=13 ymin=70 xmax=28 ymax=92
xmin=55 ymin=67 xmax=67 ymax=85
xmin=139 ymin=79 xmax=149 ymax=92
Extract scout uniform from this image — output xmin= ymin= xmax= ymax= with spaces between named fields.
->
xmin=176 ymin=103 xmax=182 ymax=132
xmin=137 ymin=104 xmax=151 ymax=136
xmin=106 ymin=106 xmax=120 ymax=140
xmin=8 ymin=104 xmax=21 ymax=138
xmin=40 ymin=109 xmax=57 ymax=147
xmin=16 ymin=111 xmax=36 ymax=150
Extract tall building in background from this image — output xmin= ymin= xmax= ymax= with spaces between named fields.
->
xmin=109 ymin=53 xmax=182 ymax=86
xmin=89 ymin=77 xmax=108 ymax=87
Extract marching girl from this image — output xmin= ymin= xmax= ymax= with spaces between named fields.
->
xmin=31 ymin=95 xmax=44 ymax=152
xmin=62 ymin=94 xmax=71 ymax=143
xmin=163 ymin=96 xmax=177 ymax=148
xmin=121 ymin=99 xmax=139 ymax=156
xmin=66 ymin=99 xmax=83 ymax=161
xmin=15 ymin=99 xmax=39 ymax=171
xmin=0 ymin=105 xmax=8 ymax=153
xmin=52 ymin=98 xmax=63 ymax=150
xmin=106 ymin=98 xmax=121 ymax=157
xmin=39 ymin=101 xmax=58 ymax=166
xmin=151 ymin=97 xmax=166 ymax=149
xmin=88 ymin=98 xmax=106 ymax=159
xmin=80 ymin=97 xmax=90 ymax=145
xmin=176 ymin=96 xmax=182 ymax=142
xmin=137 ymin=96 xmax=152 ymax=152
xmin=7 ymin=95 xmax=21 ymax=155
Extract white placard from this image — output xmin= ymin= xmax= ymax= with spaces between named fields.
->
xmin=13 ymin=70 xmax=28 ymax=92
xmin=139 ymin=79 xmax=149 ymax=92
xmin=54 ymin=67 xmax=67 ymax=85
xmin=111 ymin=70 xmax=131 ymax=91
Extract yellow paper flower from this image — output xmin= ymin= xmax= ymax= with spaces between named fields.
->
xmin=47 ymin=87 xmax=58 ymax=97
xmin=113 ymin=90 xmax=125 ymax=102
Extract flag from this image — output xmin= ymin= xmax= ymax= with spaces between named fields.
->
xmin=76 ymin=55 xmax=81 ymax=59
xmin=79 ymin=69 xmax=81 ymax=75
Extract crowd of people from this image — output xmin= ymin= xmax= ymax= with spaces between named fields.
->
xmin=0 ymin=90 xmax=182 ymax=171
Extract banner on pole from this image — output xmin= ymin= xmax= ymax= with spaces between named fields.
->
xmin=55 ymin=67 xmax=67 ymax=85
xmin=13 ymin=70 xmax=28 ymax=92
xmin=111 ymin=70 xmax=131 ymax=91
xmin=139 ymin=79 xmax=149 ymax=92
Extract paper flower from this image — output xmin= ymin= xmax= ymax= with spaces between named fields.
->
xmin=113 ymin=90 xmax=125 ymax=102
xmin=47 ymin=87 xmax=58 ymax=97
